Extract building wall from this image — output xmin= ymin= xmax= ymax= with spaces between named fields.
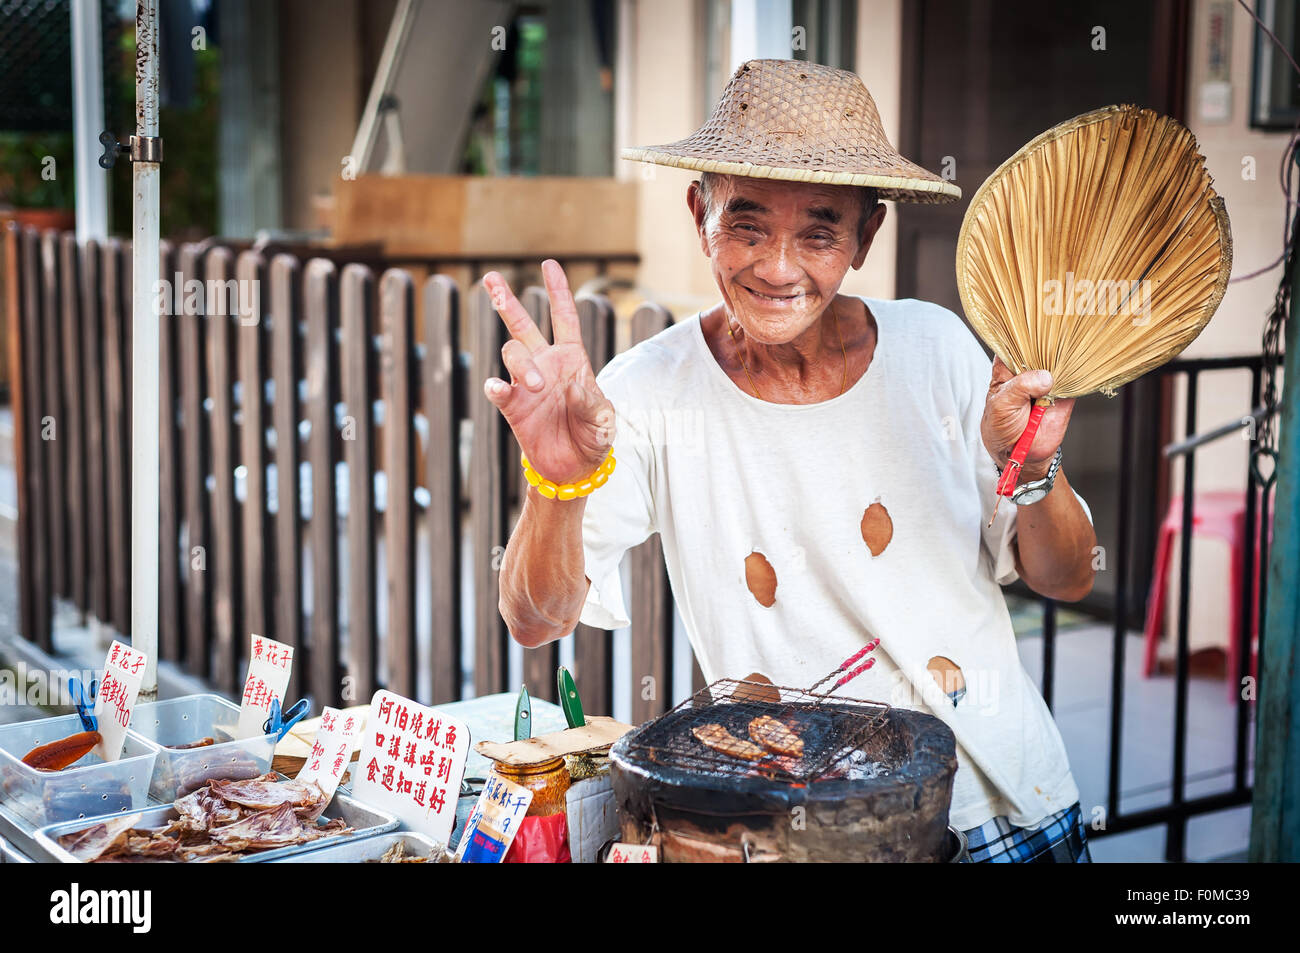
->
xmin=1163 ymin=0 xmax=1291 ymax=656
xmin=279 ymin=0 xmax=364 ymax=232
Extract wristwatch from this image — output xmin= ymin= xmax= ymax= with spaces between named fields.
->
xmin=997 ymin=446 xmax=1063 ymax=506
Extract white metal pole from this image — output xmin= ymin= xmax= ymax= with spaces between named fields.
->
xmin=132 ymin=0 xmax=161 ymax=699
xmin=70 ymin=0 xmax=108 ymax=243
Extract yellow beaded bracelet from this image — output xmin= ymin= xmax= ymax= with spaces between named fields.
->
xmin=521 ymin=450 xmax=616 ymax=501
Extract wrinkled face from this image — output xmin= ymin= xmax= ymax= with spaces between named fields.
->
xmin=690 ymin=175 xmax=887 ymax=344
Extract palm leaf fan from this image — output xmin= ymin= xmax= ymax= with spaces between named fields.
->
xmin=955 ymin=104 xmax=1232 ymax=499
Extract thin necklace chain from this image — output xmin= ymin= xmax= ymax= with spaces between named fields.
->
xmin=726 ymin=301 xmax=848 ymax=401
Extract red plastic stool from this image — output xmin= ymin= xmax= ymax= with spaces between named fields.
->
xmin=1141 ymin=491 xmax=1264 ymax=700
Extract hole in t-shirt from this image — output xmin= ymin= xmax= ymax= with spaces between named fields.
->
xmin=860 ymin=500 xmax=893 ymax=556
xmin=733 ymin=672 xmax=780 ymax=704
xmin=744 ymin=551 xmax=777 ymax=607
xmin=927 ymin=656 xmax=966 ymax=706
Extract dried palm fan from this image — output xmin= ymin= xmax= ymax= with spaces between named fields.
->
xmin=956 ymin=104 xmax=1232 ymax=502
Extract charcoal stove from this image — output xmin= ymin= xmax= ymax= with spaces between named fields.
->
xmin=610 ymin=679 xmax=957 ymax=862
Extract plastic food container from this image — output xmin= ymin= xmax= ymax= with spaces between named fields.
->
xmin=0 ymin=713 xmax=158 ymax=829
xmin=34 ymin=789 xmax=399 ymax=863
xmin=127 ymin=694 xmax=276 ymax=803
xmin=270 ymin=830 xmax=448 ymax=863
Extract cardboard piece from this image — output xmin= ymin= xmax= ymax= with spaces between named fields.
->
xmin=473 ymin=716 xmax=634 ymax=767
xmin=565 ymin=774 xmax=620 ymax=865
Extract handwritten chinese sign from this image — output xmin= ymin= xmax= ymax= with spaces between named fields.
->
xmin=295 ymin=706 xmax=361 ymax=802
xmin=353 ymin=690 xmax=470 ymax=846
xmin=453 ymin=771 xmax=533 ymax=863
xmin=93 ymin=640 xmax=146 ymax=762
xmin=607 ymin=842 xmax=658 ymax=863
xmin=235 ymin=634 xmax=295 ymax=739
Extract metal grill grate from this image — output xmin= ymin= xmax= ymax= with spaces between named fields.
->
xmin=624 ymin=679 xmax=891 ymax=783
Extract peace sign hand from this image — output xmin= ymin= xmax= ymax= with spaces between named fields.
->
xmin=482 ymin=260 xmax=616 ymax=487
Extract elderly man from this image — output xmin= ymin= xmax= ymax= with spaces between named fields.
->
xmin=484 ymin=60 xmax=1097 ymax=863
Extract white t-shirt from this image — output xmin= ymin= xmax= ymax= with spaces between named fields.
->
xmin=576 ymin=296 xmax=1087 ymax=831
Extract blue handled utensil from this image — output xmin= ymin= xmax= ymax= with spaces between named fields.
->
xmin=264 ymin=697 xmax=311 ymax=741
xmin=69 ymin=676 xmax=98 ymax=732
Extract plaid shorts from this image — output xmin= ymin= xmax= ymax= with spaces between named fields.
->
xmin=960 ymin=802 xmax=1092 ymax=863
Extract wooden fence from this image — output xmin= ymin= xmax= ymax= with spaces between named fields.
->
xmin=2 ymin=224 xmax=693 ymax=721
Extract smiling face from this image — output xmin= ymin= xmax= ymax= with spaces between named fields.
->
xmin=689 ymin=174 xmax=887 ymax=344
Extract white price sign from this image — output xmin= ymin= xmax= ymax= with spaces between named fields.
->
xmin=354 ymin=690 xmax=470 ymax=846
xmin=235 ymin=635 xmax=294 ymax=739
xmin=453 ymin=771 xmax=533 ymax=864
xmin=607 ymin=842 xmax=658 ymax=863
xmin=295 ymin=706 xmax=361 ymax=801
xmin=93 ymin=640 xmax=147 ymax=762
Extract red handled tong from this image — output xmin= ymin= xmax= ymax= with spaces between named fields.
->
xmin=807 ymin=638 xmax=882 ymax=695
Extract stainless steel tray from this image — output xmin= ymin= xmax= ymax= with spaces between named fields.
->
xmin=0 ymin=832 xmax=34 ymax=863
xmin=270 ymin=830 xmax=448 ymax=863
xmin=33 ymin=789 xmax=398 ymax=863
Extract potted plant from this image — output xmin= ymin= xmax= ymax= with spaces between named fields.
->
xmin=0 ymin=131 xmax=76 ymax=231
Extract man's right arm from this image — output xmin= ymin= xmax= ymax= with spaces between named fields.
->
xmin=498 ymin=484 xmax=593 ymax=647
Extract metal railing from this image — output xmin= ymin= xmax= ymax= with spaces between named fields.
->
xmin=1033 ymin=354 xmax=1276 ymax=860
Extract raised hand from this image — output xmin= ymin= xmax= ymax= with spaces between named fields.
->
xmin=482 ymin=259 xmax=617 ymax=487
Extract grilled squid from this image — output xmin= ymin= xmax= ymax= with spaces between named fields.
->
xmin=21 ymin=730 xmax=102 ymax=771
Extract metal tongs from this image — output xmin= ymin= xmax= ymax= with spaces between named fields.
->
xmin=806 ymin=638 xmax=881 ymax=695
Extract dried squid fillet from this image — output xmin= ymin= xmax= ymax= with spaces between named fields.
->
xmin=173 ymin=787 xmax=242 ymax=831
xmin=208 ymin=802 xmax=348 ymax=851
xmin=747 ymin=716 xmax=804 ymax=757
xmin=56 ymin=812 xmax=143 ymax=862
xmin=168 ymin=736 xmax=216 ymax=750
xmin=21 ymin=731 xmax=102 ymax=771
xmin=691 ymin=723 xmax=768 ymax=760
xmin=206 ymin=774 xmax=322 ymax=811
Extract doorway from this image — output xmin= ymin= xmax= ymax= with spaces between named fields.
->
xmin=895 ymin=0 xmax=1190 ymax=623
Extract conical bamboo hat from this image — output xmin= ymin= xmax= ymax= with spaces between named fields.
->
xmin=622 ymin=59 xmax=960 ymax=204
xmin=955 ymin=104 xmax=1232 ymax=399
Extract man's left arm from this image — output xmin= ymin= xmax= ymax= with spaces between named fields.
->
xmin=981 ymin=357 xmax=1097 ymax=602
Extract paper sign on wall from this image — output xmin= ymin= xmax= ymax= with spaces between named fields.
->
xmin=607 ymin=842 xmax=658 ymax=863
xmin=453 ymin=771 xmax=533 ymax=863
xmin=235 ymin=634 xmax=294 ymax=739
xmin=353 ymin=690 xmax=470 ymax=847
xmin=93 ymin=640 xmax=146 ymax=762
xmin=295 ymin=706 xmax=361 ymax=801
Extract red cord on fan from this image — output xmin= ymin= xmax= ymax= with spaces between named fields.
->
xmin=995 ymin=398 xmax=1052 ymax=496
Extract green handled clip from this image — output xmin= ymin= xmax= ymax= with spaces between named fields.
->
xmin=514 ymin=684 xmax=532 ymax=741
xmin=557 ymin=666 xmax=586 ymax=729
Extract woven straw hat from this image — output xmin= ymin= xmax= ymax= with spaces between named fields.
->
xmin=622 ymin=59 xmax=960 ymax=204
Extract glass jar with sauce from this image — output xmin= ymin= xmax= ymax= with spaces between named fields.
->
xmin=490 ymin=756 xmax=571 ymax=816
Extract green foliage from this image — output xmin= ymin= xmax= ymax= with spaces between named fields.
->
xmin=0 ymin=131 xmax=75 ymax=209
xmin=109 ymin=28 xmax=218 ymax=237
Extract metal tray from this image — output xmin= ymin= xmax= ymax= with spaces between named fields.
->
xmin=270 ymin=830 xmax=448 ymax=863
xmin=33 ymin=789 xmax=398 ymax=863
xmin=0 ymin=832 xmax=34 ymax=863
